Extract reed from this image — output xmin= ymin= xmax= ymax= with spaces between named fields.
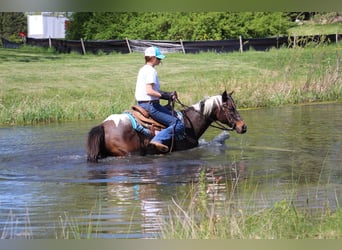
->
xmin=159 ymin=168 xmax=342 ymax=239
xmin=0 ymin=209 xmax=33 ymax=239
xmin=0 ymin=43 xmax=341 ymax=125
xmin=1 ymin=168 xmax=341 ymax=239
xmin=0 ymin=201 xmax=102 ymax=239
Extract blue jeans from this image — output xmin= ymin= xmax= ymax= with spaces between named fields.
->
xmin=138 ymin=102 xmax=185 ymax=144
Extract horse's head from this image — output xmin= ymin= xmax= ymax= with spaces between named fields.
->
xmin=215 ymin=91 xmax=247 ymax=134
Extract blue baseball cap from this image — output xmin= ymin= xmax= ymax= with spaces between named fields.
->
xmin=144 ymin=46 xmax=165 ymax=60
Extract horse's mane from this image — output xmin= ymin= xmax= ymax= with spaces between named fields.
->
xmin=191 ymin=95 xmax=222 ymax=117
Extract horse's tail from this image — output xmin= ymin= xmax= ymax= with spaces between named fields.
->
xmin=86 ymin=124 xmax=106 ymax=162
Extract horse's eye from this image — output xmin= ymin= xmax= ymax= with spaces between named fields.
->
xmin=223 ymin=104 xmax=231 ymax=111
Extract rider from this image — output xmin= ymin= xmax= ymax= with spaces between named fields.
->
xmin=135 ymin=46 xmax=185 ymax=153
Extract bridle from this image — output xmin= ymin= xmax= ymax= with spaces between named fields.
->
xmin=216 ymin=102 xmax=236 ymax=131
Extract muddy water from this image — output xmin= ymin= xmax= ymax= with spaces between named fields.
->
xmin=0 ymin=103 xmax=341 ymax=238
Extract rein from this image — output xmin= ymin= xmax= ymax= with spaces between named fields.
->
xmin=175 ymin=98 xmax=234 ymax=131
xmin=170 ymin=99 xmax=176 ymax=152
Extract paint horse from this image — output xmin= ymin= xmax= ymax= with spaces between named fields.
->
xmin=86 ymin=91 xmax=247 ymax=162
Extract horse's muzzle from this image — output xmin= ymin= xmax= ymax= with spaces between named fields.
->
xmin=236 ymin=121 xmax=247 ymax=134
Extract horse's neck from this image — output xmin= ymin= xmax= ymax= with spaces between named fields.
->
xmin=182 ymin=107 xmax=213 ymax=140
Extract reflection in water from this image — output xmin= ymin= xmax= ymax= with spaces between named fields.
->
xmin=88 ymin=165 xmax=164 ymax=237
xmin=0 ymin=103 xmax=341 ymax=238
xmin=86 ymin=158 xmax=208 ymax=238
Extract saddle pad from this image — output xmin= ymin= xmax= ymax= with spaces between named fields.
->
xmin=124 ymin=112 xmax=152 ymax=136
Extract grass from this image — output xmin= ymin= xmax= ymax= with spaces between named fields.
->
xmin=3 ymin=171 xmax=342 ymax=239
xmin=159 ymin=168 xmax=342 ymax=239
xmin=288 ymin=23 xmax=342 ymax=36
xmin=1 ymin=208 xmax=33 ymax=239
xmin=0 ymin=42 xmax=341 ymax=125
xmin=1 ymin=28 xmax=341 ymax=238
xmin=1 ymin=201 xmax=103 ymax=239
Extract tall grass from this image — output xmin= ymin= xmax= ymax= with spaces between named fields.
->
xmin=159 ymin=167 xmax=342 ymax=239
xmin=1 ymin=208 xmax=33 ymax=239
xmin=1 ymin=168 xmax=341 ymax=239
xmin=0 ymin=202 xmax=103 ymax=239
xmin=288 ymin=23 xmax=342 ymax=36
xmin=0 ymin=43 xmax=341 ymax=125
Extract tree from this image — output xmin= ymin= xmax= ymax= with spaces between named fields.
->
xmin=65 ymin=12 xmax=93 ymax=40
xmin=66 ymin=12 xmax=294 ymax=41
xmin=0 ymin=12 xmax=27 ymax=42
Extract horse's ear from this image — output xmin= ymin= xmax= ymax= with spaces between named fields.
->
xmin=229 ymin=91 xmax=234 ymax=96
xmin=222 ymin=90 xmax=228 ymax=102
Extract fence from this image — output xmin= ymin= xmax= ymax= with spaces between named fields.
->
xmin=1 ymin=34 xmax=341 ymax=55
xmin=0 ymin=37 xmax=21 ymax=49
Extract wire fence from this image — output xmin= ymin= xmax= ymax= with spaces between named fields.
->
xmin=1 ymin=34 xmax=341 ymax=55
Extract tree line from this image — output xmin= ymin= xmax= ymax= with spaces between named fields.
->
xmin=1 ymin=12 xmax=338 ymax=43
xmin=66 ymin=12 xmax=296 ymax=40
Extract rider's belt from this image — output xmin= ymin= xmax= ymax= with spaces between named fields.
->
xmin=138 ymin=100 xmax=159 ymax=104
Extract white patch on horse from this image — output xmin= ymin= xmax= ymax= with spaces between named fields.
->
xmin=104 ymin=114 xmax=131 ymax=126
xmin=192 ymin=95 xmax=222 ymax=117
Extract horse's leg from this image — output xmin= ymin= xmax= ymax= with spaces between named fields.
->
xmin=172 ymin=136 xmax=199 ymax=152
xmin=103 ymin=120 xmax=141 ymax=157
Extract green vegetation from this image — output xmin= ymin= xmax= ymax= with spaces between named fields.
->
xmin=0 ymin=12 xmax=27 ymax=43
xmin=288 ymin=23 xmax=342 ymax=36
xmin=158 ymin=168 xmax=342 ymax=239
xmin=287 ymin=12 xmax=342 ymax=35
xmin=3 ymin=170 xmax=341 ymax=239
xmin=0 ymin=43 xmax=341 ymax=125
xmin=1 ymin=12 xmax=340 ymax=42
xmin=1 ymin=204 xmax=102 ymax=239
xmin=67 ymin=12 xmax=294 ymax=40
xmin=1 ymin=12 xmax=341 ymax=240
xmin=66 ymin=12 xmax=341 ymax=40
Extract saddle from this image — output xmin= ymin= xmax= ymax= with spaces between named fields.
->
xmin=126 ymin=105 xmax=166 ymax=136
xmin=126 ymin=105 xmax=189 ymax=144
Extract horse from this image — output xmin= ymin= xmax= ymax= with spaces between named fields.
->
xmin=86 ymin=91 xmax=247 ymax=162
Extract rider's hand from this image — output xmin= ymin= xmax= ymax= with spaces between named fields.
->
xmin=170 ymin=91 xmax=178 ymax=100
xmin=160 ymin=91 xmax=178 ymax=101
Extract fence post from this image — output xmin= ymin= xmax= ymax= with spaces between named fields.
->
xmin=293 ymin=34 xmax=296 ymax=48
xmin=239 ymin=36 xmax=243 ymax=53
xmin=80 ymin=38 xmax=86 ymax=55
xmin=126 ymin=38 xmax=132 ymax=53
xmin=336 ymin=32 xmax=339 ymax=44
xmin=180 ymin=39 xmax=185 ymax=54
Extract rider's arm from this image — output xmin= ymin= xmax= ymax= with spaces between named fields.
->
xmin=146 ymin=83 xmax=162 ymax=98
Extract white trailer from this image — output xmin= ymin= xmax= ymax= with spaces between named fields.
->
xmin=27 ymin=14 xmax=68 ymax=39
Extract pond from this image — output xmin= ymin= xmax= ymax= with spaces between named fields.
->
xmin=0 ymin=103 xmax=341 ymax=239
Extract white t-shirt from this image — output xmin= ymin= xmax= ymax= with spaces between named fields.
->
xmin=135 ymin=64 xmax=160 ymax=101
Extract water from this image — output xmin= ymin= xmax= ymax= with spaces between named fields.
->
xmin=0 ymin=103 xmax=341 ymax=239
